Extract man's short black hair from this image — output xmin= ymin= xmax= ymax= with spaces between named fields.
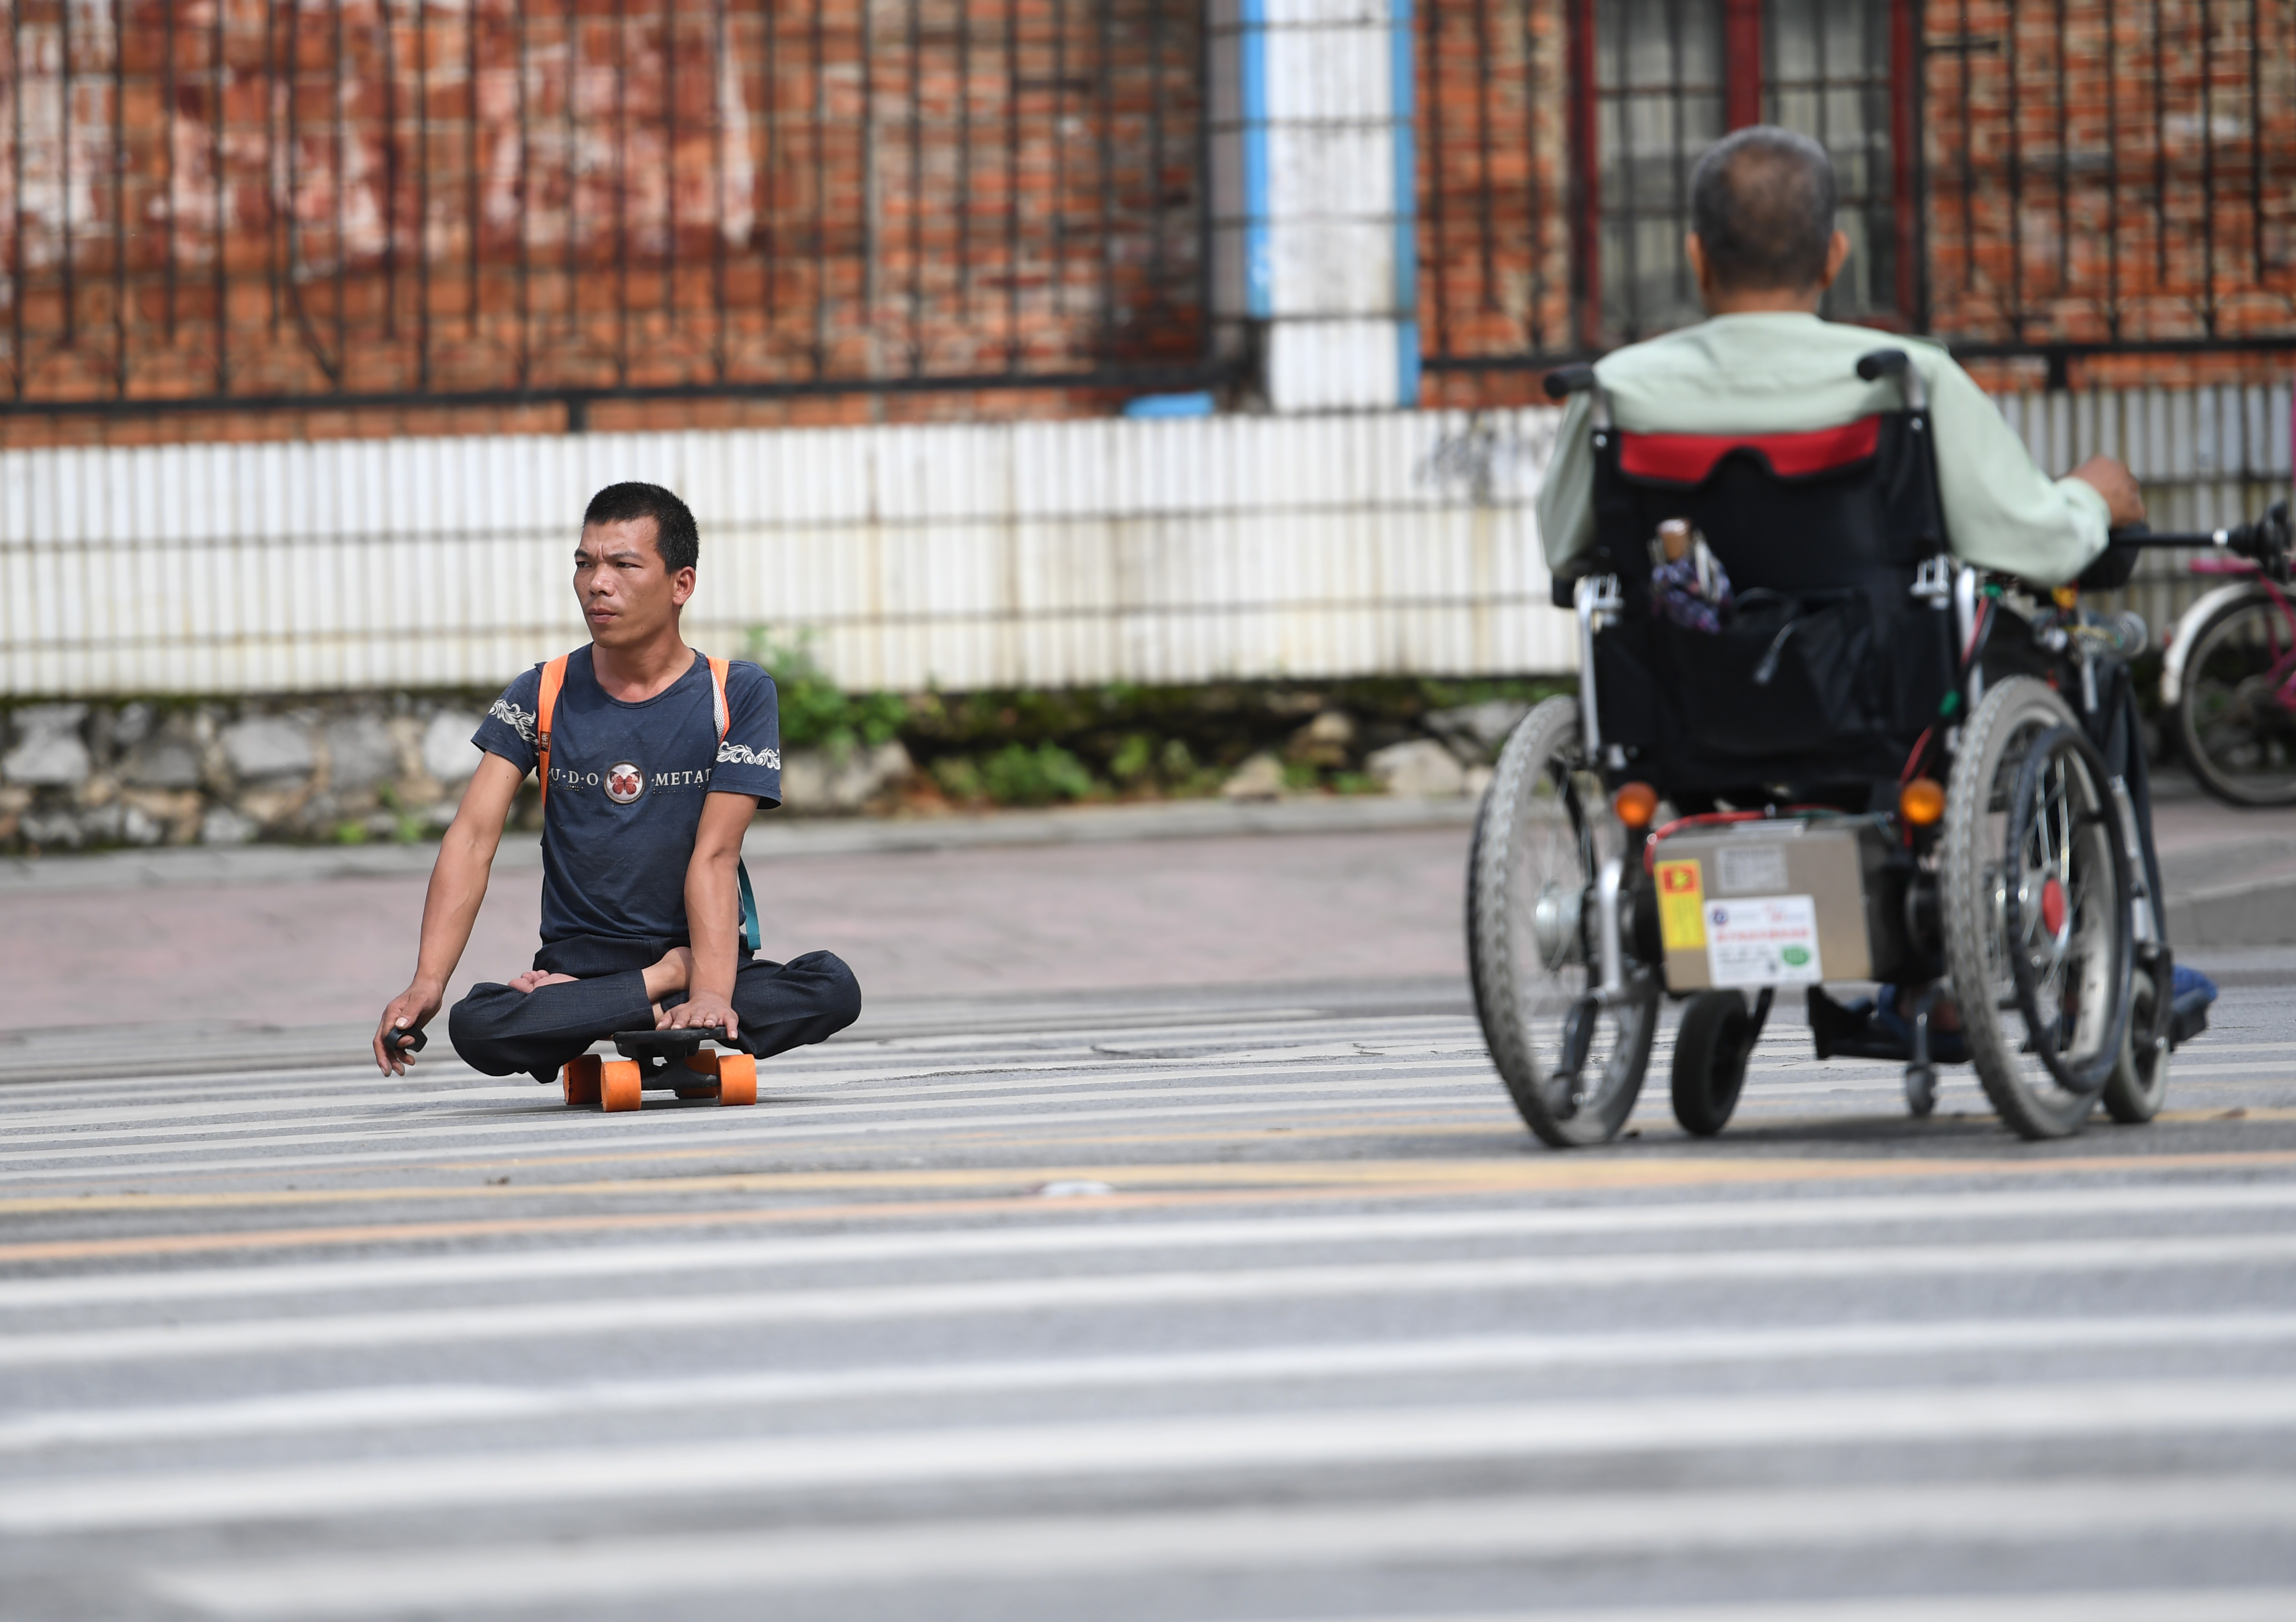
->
xmin=582 ymin=482 xmax=700 ymax=574
xmin=1689 ymin=126 xmax=1838 ymax=293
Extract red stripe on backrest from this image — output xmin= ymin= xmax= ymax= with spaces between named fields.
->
xmin=1617 ymin=415 xmax=1882 ymax=484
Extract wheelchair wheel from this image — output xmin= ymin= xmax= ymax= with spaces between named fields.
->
xmin=2102 ymin=967 xmax=2170 ymax=1124
xmin=1942 ymin=678 xmax=2135 ymax=1140
xmin=1670 ymin=990 xmax=1755 ymax=1137
xmin=1468 ymin=696 xmax=1659 ymax=1147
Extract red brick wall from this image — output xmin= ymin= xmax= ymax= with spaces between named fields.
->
xmin=0 ymin=0 xmax=1206 ymax=447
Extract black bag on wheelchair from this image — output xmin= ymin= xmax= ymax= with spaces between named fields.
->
xmin=1585 ymin=407 xmax=1957 ymax=794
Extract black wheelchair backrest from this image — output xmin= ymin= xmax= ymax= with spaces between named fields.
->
xmin=1580 ymin=351 xmax=1956 ymax=795
xmin=1596 ymin=409 xmax=1941 ymax=601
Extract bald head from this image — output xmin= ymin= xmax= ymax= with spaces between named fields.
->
xmin=1689 ymin=126 xmax=1839 ymax=294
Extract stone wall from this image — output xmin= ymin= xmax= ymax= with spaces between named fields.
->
xmin=0 ymin=679 xmax=1542 ymax=853
xmin=0 ymin=695 xmax=507 ymax=852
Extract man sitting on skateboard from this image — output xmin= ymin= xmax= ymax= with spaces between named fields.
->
xmin=371 ymin=482 xmax=861 ymax=1085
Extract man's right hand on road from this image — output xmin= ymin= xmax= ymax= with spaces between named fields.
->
xmin=374 ymin=982 xmax=443 ymax=1076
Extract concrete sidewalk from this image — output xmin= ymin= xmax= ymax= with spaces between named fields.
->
xmin=0 ymin=805 xmax=1480 ymax=1077
xmin=2150 ymin=777 xmax=2296 ymax=948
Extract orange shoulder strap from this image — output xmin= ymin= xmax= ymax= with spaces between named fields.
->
xmin=535 ymin=654 xmax=570 ymax=807
xmin=707 ymin=655 xmax=731 ymax=741
xmin=705 ymin=655 xmax=764 ymax=954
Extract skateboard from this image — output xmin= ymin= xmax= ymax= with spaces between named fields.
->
xmin=561 ymin=1026 xmax=757 ymax=1113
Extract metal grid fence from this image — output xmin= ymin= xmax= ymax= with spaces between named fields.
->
xmin=1926 ymin=0 xmax=2296 ymax=376
xmin=1417 ymin=0 xmax=2296 ymax=374
xmin=0 ymin=0 xmax=1217 ymax=419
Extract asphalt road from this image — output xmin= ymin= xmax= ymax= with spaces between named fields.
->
xmin=6 ymin=953 xmax=2296 ymax=1621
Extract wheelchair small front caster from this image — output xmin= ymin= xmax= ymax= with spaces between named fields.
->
xmin=1904 ymin=1063 xmax=1938 ymax=1118
xmin=1672 ymin=989 xmax=1765 ymax=1137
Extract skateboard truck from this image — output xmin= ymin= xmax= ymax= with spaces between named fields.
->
xmin=560 ymin=1026 xmax=758 ymax=1113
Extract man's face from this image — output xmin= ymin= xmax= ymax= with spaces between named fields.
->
xmin=573 ymin=518 xmax=694 ymax=649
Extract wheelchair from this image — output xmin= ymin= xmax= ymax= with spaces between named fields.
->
xmin=1468 ymin=350 xmax=2293 ymax=1145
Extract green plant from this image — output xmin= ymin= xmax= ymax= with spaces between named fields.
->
xmin=1108 ymin=732 xmax=1157 ymax=785
xmin=930 ymin=755 xmax=985 ymax=803
xmin=376 ymin=784 xmax=425 ymax=844
xmin=745 ymin=629 xmax=908 ymax=754
xmin=332 ymin=820 xmax=369 ymax=845
xmin=979 ymin=742 xmax=1096 ymax=806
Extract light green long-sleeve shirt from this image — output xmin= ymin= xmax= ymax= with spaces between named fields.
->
xmin=1533 ymin=312 xmax=2111 ymax=589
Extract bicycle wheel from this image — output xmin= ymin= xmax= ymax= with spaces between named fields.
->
xmin=2175 ymin=591 xmax=2296 ymax=807
xmin=1467 ymin=696 xmax=1660 ymax=1148
xmin=1943 ymin=679 xmax=2133 ymax=1140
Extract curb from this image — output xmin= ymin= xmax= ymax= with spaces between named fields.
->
xmin=0 ymin=796 xmax=1481 ymax=895
xmin=2165 ymin=873 xmax=2296 ymax=949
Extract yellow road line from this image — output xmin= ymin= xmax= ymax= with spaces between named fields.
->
xmin=11 ymin=1147 xmax=2296 ymax=1264
xmin=13 ymin=1146 xmax=2296 ymax=1222
xmin=10 ymin=1146 xmax=2296 ymax=1265
xmin=0 ymin=1159 xmax=1655 ymax=1215
xmin=0 ymin=1109 xmax=1525 ymax=1197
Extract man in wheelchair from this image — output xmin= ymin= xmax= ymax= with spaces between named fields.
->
xmin=1467 ymin=126 xmax=2283 ymax=1146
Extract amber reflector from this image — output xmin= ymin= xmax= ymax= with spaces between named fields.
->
xmin=1900 ymin=777 xmax=1946 ymax=825
xmin=1614 ymin=781 xmax=1659 ymax=829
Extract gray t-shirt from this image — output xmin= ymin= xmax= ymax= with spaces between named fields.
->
xmin=473 ymin=647 xmax=781 ymax=945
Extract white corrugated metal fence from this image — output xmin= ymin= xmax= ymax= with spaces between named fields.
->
xmin=4 ymin=386 xmax=2288 ymax=698
xmin=3 ymin=410 xmax=1564 ymax=696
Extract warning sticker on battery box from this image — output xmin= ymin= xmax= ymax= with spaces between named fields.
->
xmin=1705 ymin=895 xmax=1823 ymax=987
xmin=1654 ymin=860 xmax=1705 ymax=950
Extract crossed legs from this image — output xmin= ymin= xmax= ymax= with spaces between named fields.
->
xmin=449 ymin=944 xmax=862 ymax=1083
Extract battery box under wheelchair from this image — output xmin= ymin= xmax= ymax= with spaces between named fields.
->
xmin=1642 ymin=817 xmax=1906 ymax=992
xmin=1638 ymin=808 xmax=1965 ymax=1108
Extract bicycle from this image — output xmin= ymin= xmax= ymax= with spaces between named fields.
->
xmin=2157 ymin=500 xmax=2296 ymax=808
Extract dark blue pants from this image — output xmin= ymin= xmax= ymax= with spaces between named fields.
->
xmin=448 ymin=934 xmax=861 ymax=1082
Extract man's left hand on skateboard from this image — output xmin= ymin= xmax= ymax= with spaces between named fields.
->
xmin=661 ymin=991 xmax=740 ymax=1040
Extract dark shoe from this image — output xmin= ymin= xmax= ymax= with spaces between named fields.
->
xmin=1871 ymin=993 xmax=1967 ymax=1065
xmin=2171 ymin=964 xmax=2218 ymax=1046
xmin=1806 ymin=986 xmax=1876 ymax=1061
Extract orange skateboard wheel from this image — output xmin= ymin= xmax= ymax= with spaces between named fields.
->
xmin=716 ymin=1052 xmax=757 ymax=1106
xmin=562 ymin=1055 xmax=602 ymax=1107
xmin=599 ymin=1058 xmax=643 ymax=1113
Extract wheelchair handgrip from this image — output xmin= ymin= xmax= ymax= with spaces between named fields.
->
xmin=1543 ymin=364 xmax=1597 ymax=402
xmin=1854 ymin=348 xmax=1909 ymax=382
xmin=2081 ymin=533 xmax=2144 ymax=591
